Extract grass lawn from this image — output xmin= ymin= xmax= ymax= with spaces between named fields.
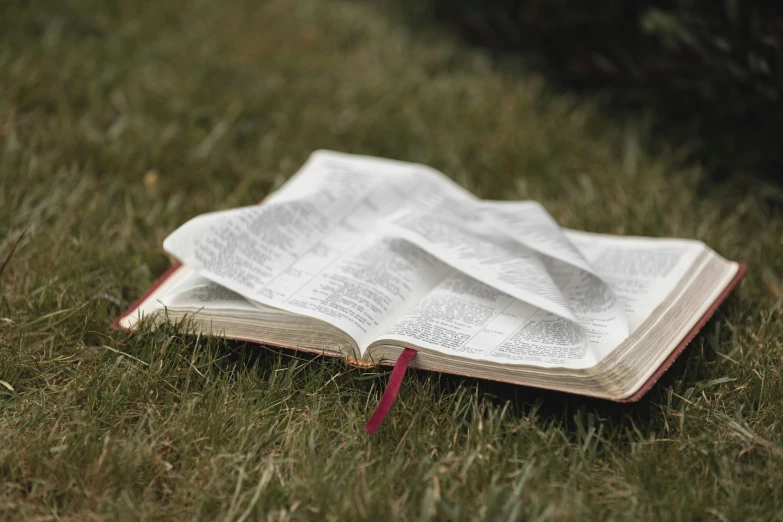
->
xmin=2 ymin=0 xmax=782 ymax=519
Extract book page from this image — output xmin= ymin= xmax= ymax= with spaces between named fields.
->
xmin=377 ymin=234 xmax=702 ymax=368
xmin=564 ymin=231 xmax=705 ymax=331
xmin=161 ymin=271 xmax=258 ymax=311
xmin=380 ymin=209 xmax=575 ymax=321
xmin=163 ymin=152 xmax=463 ymax=350
xmin=162 ymin=151 xmax=637 ymax=359
xmin=477 ymin=201 xmax=597 ymax=276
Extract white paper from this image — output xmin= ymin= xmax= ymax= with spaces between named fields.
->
xmin=379 ymin=209 xmax=576 ymax=321
xmin=564 ymin=231 xmax=703 ymax=331
xmin=163 ymin=152 xmax=458 ymax=348
xmin=162 ymin=151 xmax=696 ymax=365
xmin=380 ymin=232 xmax=701 ymax=367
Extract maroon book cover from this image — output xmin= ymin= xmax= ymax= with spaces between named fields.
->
xmin=114 ymin=262 xmax=747 ymax=402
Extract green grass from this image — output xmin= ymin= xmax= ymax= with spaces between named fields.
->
xmin=1 ymin=0 xmax=782 ymax=519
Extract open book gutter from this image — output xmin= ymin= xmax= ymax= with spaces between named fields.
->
xmin=115 ymin=150 xmax=746 ymax=433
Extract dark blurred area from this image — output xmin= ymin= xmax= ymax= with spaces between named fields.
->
xmin=401 ymin=0 xmax=783 ymax=187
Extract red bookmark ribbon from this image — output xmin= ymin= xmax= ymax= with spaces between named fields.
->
xmin=364 ymin=348 xmax=417 ymax=434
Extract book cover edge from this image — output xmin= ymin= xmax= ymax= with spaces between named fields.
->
xmin=112 ymin=261 xmax=748 ymax=402
xmin=617 ymin=261 xmax=748 ymax=402
xmin=110 ymin=262 xmax=183 ymax=329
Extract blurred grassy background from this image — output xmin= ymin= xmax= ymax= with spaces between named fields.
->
xmin=1 ymin=0 xmax=782 ymax=520
xmin=396 ymin=0 xmax=783 ymax=185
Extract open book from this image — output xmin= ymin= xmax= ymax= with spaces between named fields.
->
xmin=117 ymin=151 xmax=745 ymax=402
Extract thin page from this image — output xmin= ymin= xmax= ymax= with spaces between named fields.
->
xmin=377 ymin=198 xmax=626 ymax=324
xmin=160 ymin=270 xmax=258 ymax=311
xmin=564 ymin=230 xmax=705 ymax=331
xmin=162 ymin=151 xmax=632 ymax=359
xmin=477 ymin=201 xmax=598 ymax=276
xmin=374 ymin=199 xmax=630 ymax=367
xmin=376 ymin=232 xmax=702 ymax=368
xmin=379 ymin=209 xmax=578 ymax=321
xmin=163 ymin=152 xmax=460 ymax=350
xmin=378 ymin=259 xmax=627 ymax=369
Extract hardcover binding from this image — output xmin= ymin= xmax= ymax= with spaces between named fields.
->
xmin=113 ymin=262 xmax=747 ymax=403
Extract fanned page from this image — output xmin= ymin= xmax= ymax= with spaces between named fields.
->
xmin=374 ymin=231 xmax=704 ymax=369
xmin=159 ymin=150 xmax=709 ymax=369
xmin=162 ymin=152 xmax=463 ymax=354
